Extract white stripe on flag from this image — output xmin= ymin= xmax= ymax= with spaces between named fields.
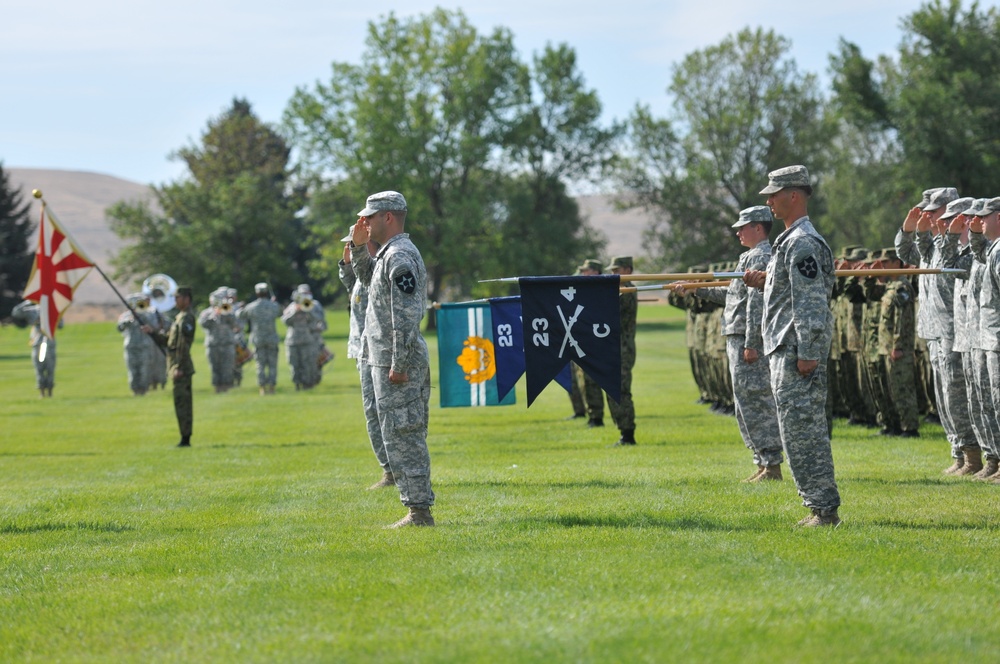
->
xmin=466 ymin=307 xmax=487 ymax=406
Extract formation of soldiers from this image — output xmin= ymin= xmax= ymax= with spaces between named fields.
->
xmin=673 ymin=185 xmax=1000 ymax=484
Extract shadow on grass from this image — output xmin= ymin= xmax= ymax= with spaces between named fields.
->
xmin=0 ymin=521 xmax=135 ymax=535
xmin=864 ymin=519 xmax=999 ymax=531
xmin=0 ymin=452 xmax=100 ymax=457
xmin=849 ymin=476 xmax=959 ymax=487
xmin=537 ymin=513 xmax=750 ymax=531
xmin=0 ymin=353 xmax=31 ymax=362
xmin=204 ymin=441 xmax=326 ymax=450
xmin=636 ymin=320 xmax=685 ymax=333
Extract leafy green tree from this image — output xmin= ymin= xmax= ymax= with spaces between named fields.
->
xmin=0 ymin=163 xmax=36 ymax=319
xmin=284 ymin=10 xmax=619 ymax=319
xmin=109 ymin=99 xmax=311 ymax=302
xmin=613 ymin=28 xmax=832 ymax=268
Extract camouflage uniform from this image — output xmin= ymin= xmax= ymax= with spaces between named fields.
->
xmin=761 ymin=214 xmax=840 ymax=515
xmin=117 ymin=302 xmax=152 ymax=395
xmin=12 ymin=301 xmax=58 ymax=393
xmin=238 ymin=295 xmax=282 ymax=390
xmin=877 ymin=274 xmax=919 ymax=434
xmin=339 ymin=258 xmax=389 ymax=474
xmin=694 ymin=233 xmax=782 ymax=468
xmin=352 ymin=228 xmax=434 ymax=510
xmin=142 ymin=309 xmax=169 ymax=390
xmin=896 ymin=190 xmax=975 ymax=461
xmin=967 ymin=230 xmax=1000 ymax=458
xmin=152 ymin=299 xmax=196 ymax=441
xmin=975 ymin=226 xmax=1000 ymax=454
xmin=198 ymin=305 xmax=239 ymax=390
xmin=608 ymin=257 xmax=637 ymax=439
xmin=282 ymin=302 xmax=320 ymax=389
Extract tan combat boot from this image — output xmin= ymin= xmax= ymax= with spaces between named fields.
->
xmin=803 ymin=509 xmax=841 ymax=528
xmin=367 ymin=471 xmax=396 ymax=490
xmin=388 ymin=507 xmax=434 ymax=528
xmin=955 ymin=446 xmax=984 ymax=477
xmin=742 ymin=466 xmax=765 ymax=483
xmin=749 ymin=465 xmax=782 ymax=482
xmin=795 ymin=509 xmax=820 ymax=527
xmin=974 ymin=457 xmax=999 ymax=481
xmin=943 ymin=456 xmax=965 ymax=475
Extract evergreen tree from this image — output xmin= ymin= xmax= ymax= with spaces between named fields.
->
xmin=0 ymin=163 xmax=36 ymax=319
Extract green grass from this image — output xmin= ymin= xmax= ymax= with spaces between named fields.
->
xmin=2 ymin=305 xmax=1000 ymax=662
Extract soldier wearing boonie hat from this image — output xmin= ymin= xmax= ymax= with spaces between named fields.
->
xmin=744 ymin=165 xmax=841 ymax=526
xmin=897 ymin=184 xmax=980 ymax=475
xmin=683 ymin=205 xmax=784 ymax=481
xmin=874 ymin=245 xmax=920 ymax=438
xmin=349 ymin=190 xmax=436 ymax=527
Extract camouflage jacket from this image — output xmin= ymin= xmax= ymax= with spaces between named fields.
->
xmin=878 ymin=278 xmax=915 ymax=356
xmin=238 ymin=298 xmax=282 ymax=347
xmin=979 ymin=237 xmax=1000 ymax=352
xmin=696 ymin=240 xmax=770 ymax=350
xmin=339 ymin=260 xmax=368 ymax=360
xmin=162 ymin=308 xmax=196 ymax=377
xmin=761 ymin=217 xmax=835 ymax=360
xmin=351 ymin=233 xmax=429 ymax=372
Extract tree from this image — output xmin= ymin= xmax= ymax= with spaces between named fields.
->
xmin=0 ymin=162 xmax=36 ymax=319
xmin=613 ymin=28 xmax=832 ymax=268
xmin=109 ymin=99 xmax=311 ymax=302
xmin=284 ymin=10 xmax=619 ymax=320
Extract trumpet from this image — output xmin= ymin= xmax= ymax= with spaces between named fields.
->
xmin=218 ymin=302 xmax=233 ymax=314
xmin=299 ymin=297 xmax=315 ymax=312
xmin=135 ymin=299 xmax=150 ymax=312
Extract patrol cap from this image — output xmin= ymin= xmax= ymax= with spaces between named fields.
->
xmin=297 ymin=283 xmax=312 ymax=294
xmin=732 ymin=205 xmax=773 ymax=228
xmin=964 ymin=198 xmax=988 ymax=217
xmin=357 ymin=191 xmax=407 ymax=217
xmin=176 ymin=286 xmax=193 ymax=298
xmin=977 ymin=197 xmax=1000 ymax=216
xmin=340 ymin=227 xmax=353 ymax=242
xmin=577 ymin=259 xmax=603 ymax=273
xmin=759 ymin=165 xmax=810 ymax=195
xmin=939 ymin=196 xmax=974 ymax=220
xmin=916 ymin=187 xmax=943 ymax=210
xmin=924 ymin=187 xmax=959 ymax=211
xmin=254 ymin=282 xmax=269 ymax=293
xmin=608 ymin=256 xmax=633 ymax=271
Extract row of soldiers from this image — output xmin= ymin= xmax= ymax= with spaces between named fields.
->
xmin=116 ymin=283 xmax=331 ymax=396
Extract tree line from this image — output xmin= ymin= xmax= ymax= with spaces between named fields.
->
xmin=2 ymin=1 xmax=998 ymax=322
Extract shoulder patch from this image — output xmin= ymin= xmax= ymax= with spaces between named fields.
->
xmin=796 ymin=256 xmax=819 ymax=279
xmin=395 ymin=271 xmax=417 ymax=294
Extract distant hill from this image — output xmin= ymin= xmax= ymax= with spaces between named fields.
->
xmin=8 ymin=169 xmax=656 ymax=320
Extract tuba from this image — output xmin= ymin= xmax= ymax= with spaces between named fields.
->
xmin=143 ymin=274 xmax=178 ymax=313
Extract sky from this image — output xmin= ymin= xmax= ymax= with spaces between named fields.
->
xmin=0 ymin=0 xmax=966 ymax=185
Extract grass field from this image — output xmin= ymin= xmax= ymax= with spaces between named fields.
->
xmin=2 ymin=304 xmax=1000 ymax=663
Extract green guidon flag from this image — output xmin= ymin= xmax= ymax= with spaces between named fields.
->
xmin=436 ymin=302 xmax=515 ymax=408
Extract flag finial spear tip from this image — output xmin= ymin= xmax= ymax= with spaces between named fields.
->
xmin=32 ymin=189 xmax=42 ymax=199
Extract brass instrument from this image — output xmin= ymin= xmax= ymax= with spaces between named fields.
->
xmin=299 ymin=297 xmax=314 ymax=312
xmin=142 ymin=274 xmax=178 ymax=313
xmin=135 ymin=299 xmax=150 ymax=312
xmin=218 ymin=302 xmax=233 ymax=314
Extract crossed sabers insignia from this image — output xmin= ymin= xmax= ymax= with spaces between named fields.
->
xmin=555 ymin=286 xmax=611 ymax=359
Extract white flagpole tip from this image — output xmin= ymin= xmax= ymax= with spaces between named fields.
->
xmin=32 ymin=189 xmax=43 ymax=199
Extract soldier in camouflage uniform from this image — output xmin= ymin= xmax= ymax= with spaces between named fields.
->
xmin=117 ymin=293 xmax=153 ymax=395
xmin=970 ymin=197 xmax=1000 ymax=483
xmin=282 ymin=293 xmax=321 ymax=390
xmin=860 ymin=252 xmax=891 ymax=433
xmin=679 ymin=207 xmax=784 ymax=481
xmin=876 ymin=249 xmax=919 ymax=437
xmin=12 ymin=300 xmax=59 ymax=397
xmin=745 ymin=165 xmax=841 ymax=527
xmin=339 ymin=233 xmax=393 ymax=489
xmin=350 ymin=191 xmax=435 ymax=527
xmin=608 ymin=256 xmax=638 ymax=445
xmin=199 ymin=289 xmax=239 ymax=393
xmin=238 ymin=283 xmax=282 ymax=395
xmin=146 ymin=287 xmax=196 ymax=447
xmin=897 ymin=189 xmax=981 ymax=474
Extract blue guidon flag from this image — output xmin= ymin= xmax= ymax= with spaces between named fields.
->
xmin=518 ymin=275 xmax=621 ymax=406
xmin=436 ymin=302 xmax=515 ymax=408
xmin=489 ymin=296 xmax=573 ymax=403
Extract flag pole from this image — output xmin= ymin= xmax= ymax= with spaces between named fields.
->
xmin=481 ymin=267 xmax=965 ymax=284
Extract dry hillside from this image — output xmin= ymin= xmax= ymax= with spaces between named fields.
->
xmin=8 ymin=169 xmax=655 ymax=320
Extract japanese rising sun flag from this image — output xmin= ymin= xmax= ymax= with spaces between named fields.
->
xmin=22 ymin=202 xmax=94 ymax=339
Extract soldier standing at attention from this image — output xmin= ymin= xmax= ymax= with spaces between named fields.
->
xmin=238 ymin=283 xmax=282 ymax=395
xmin=117 ymin=294 xmax=153 ymax=396
xmin=876 ymin=249 xmax=920 ymax=437
xmin=677 ymin=206 xmax=784 ymax=481
xmin=146 ymin=286 xmax=196 ymax=447
xmin=608 ymin=256 xmax=638 ymax=445
xmin=744 ymin=165 xmax=841 ymax=527
xmin=350 ymin=191 xmax=435 ymax=528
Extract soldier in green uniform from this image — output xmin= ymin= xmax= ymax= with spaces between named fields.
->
xmin=146 ymin=286 xmax=196 ymax=447
xmin=609 ymin=256 xmax=638 ymax=445
xmin=877 ymin=249 xmax=920 ymax=436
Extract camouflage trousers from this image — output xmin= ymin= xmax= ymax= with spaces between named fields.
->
xmin=254 ymin=343 xmax=279 ymax=388
xmin=568 ymin=363 xmax=586 ymax=417
xmin=986 ymin=352 xmax=1000 ymax=453
xmin=357 ymin=360 xmax=389 ymax=472
xmin=205 ymin=344 xmax=235 ymax=388
xmin=371 ymin=364 xmax=434 ymax=508
xmin=148 ymin=347 xmax=167 ymax=388
xmin=172 ymin=374 xmax=193 ymax=438
xmin=881 ymin=354 xmax=919 ymax=434
xmin=124 ymin=347 xmax=150 ymax=393
xmin=32 ymin=342 xmax=56 ymax=389
xmin=574 ymin=364 xmax=604 ymax=420
xmin=928 ymin=340 xmax=976 ymax=458
xmin=727 ymin=337 xmax=782 ymax=467
xmin=964 ymin=351 xmax=998 ymax=458
xmin=286 ymin=343 xmax=318 ymax=388
xmin=769 ymin=347 xmax=840 ymax=513
xmin=607 ymin=361 xmax=635 ymax=432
